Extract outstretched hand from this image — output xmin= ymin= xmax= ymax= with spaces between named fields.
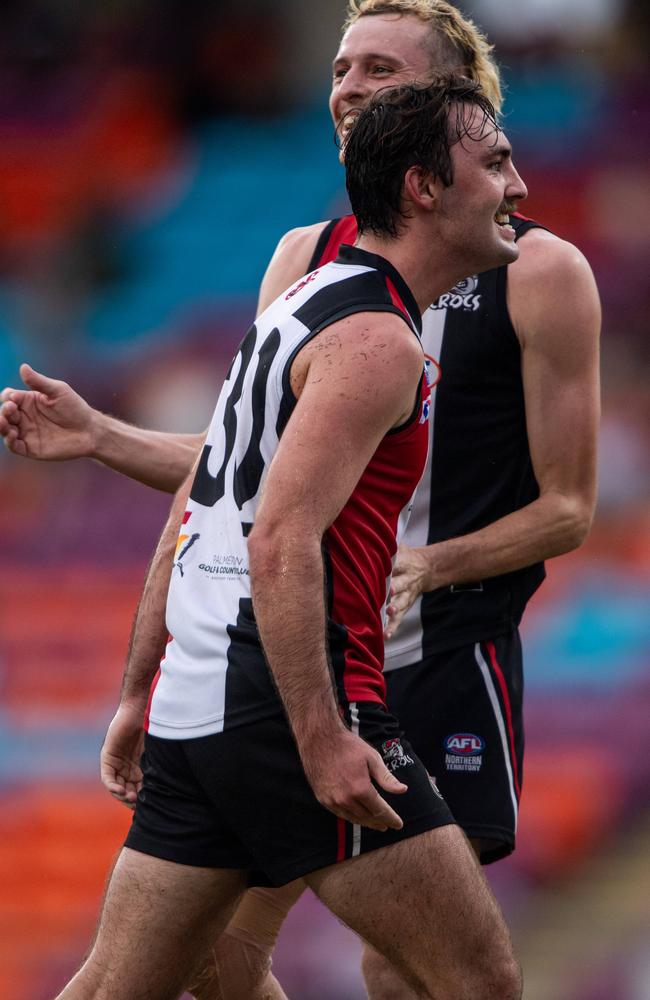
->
xmin=302 ymin=728 xmax=407 ymax=832
xmin=384 ymin=543 xmax=432 ymax=640
xmin=0 ymin=363 xmax=97 ymax=461
xmin=101 ymin=703 xmax=146 ymax=809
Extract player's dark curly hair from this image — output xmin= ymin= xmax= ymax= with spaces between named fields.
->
xmin=344 ymin=76 xmax=497 ymax=238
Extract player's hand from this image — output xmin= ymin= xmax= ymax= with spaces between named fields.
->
xmin=385 ymin=543 xmax=432 ymax=639
xmin=0 ymin=363 xmax=97 ymax=461
xmin=302 ymin=729 xmax=407 ymax=831
xmin=100 ymin=702 xmax=145 ymax=809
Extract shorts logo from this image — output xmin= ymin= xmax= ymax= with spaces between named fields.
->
xmin=381 ymin=738 xmax=414 ymax=772
xmin=444 ymin=733 xmax=484 ymax=773
xmin=444 ymin=734 xmax=485 ymax=756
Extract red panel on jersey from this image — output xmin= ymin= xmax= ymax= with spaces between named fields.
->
xmin=315 ymin=216 xmax=358 ymax=268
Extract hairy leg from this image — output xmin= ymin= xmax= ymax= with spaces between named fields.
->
xmin=186 ymin=881 xmax=306 ymax=1000
xmin=305 ymin=828 xmax=521 ymax=1000
xmin=55 ymin=848 xmax=246 ymax=1000
xmin=360 ymin=838 xmax=488 ymax=1000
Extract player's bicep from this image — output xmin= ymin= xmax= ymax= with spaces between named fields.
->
xmin=254 ymin=318 xmax=423 ymax=538
xmin=519 ymin=250 xmax=600 ymax=501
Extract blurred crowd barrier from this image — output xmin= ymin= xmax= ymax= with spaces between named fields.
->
xmin=0 ymin=2 xmax=648 ymax=998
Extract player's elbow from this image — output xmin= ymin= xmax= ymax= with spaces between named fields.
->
xmin=247 ymin=524 xmax=280 ymax=584
xmin=557 ymin=493 xmax=595 ymax=552
xmin=248 ymin=518 xmax=318 ymax=584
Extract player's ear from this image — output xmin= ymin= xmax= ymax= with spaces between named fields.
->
xmin=403 ymin=165 xmax=440 ymax=215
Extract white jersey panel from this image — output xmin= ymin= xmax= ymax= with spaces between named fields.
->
xmin=148 ymin=258 xmax=405 ymax=738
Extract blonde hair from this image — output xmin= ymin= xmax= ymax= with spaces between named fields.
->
xmin=343 ymin=0 xmax=503 ymax=113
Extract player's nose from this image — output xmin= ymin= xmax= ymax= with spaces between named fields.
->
xmin=336 ymin=67 xmax=372 ymax=109
xmin=507 ymin=161 xmax=528 ymax=203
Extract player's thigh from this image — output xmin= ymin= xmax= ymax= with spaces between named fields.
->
xmin=304 ymin=825 xmax=509 ymax=984
xmin=88 ymin=847 xmax=247 ymax=997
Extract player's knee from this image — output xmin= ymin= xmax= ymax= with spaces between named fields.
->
xmin=483 ymin=951 xmax=522 ymax=1000
xmin=468 ymin=940 xmax=522 ymax=1000
xmin=361 ymin=945 xmax=413 ymax=1000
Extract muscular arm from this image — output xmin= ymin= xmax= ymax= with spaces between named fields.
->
xmin=248 ymin=314 xmax=423 ymax=830
xmin=0 ymin=223 xmax=325 ymax=490
xmin=388 ymin=230 xmax=600 ymax=632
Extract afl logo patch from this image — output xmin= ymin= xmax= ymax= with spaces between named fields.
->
xmin=444 ymin=733 xmax=485 ymax=756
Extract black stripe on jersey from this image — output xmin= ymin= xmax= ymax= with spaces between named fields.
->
xmin=234 ymin=328 xmax=281 ymax=509
xmin=222 ymin=598 xmax=279 ymax=730
xmin=191 ymin=326 xmax=258 ymax=508
xmin=307 ymin=219 xmax=341 ymax=273
xmin=291 ymin=269 xmax=397 ymax=334
xmin=322 ymin=542 xmax=351 ymax=716
xmin=336 ymin=244 xmax=421 ymax=335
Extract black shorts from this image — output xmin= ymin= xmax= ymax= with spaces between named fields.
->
xmin=385 ymin=630 xmax=524 ymax=864
xmin=125 ymin=702 xmax=454 ymax=886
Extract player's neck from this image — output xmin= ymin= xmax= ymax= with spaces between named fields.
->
xmin=356 ymin=230 xmax=471 ymax=313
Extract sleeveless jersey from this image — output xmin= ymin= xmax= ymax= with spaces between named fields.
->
xmin=146 ymin=244 xmax=430 ymax=738
xmin=309 ymin=214 xmax=547 ymax=668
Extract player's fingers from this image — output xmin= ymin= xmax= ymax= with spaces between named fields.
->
xmin=0 ymin=388 xmax=21 ymax=405
xmin=109 ymin=790 xmax=136 ymax=810
xmin=2 ymin=431 xmax=27 ymax=456
xmin=352 ymin=789 xmax=404 ymax=831
xmin=19 ymin=363 xmax=63 ymax=397
xmin=330 ymin=801 xmax=391 ymax=832
xmin=367 ymin=753 xmax=408 ymax=797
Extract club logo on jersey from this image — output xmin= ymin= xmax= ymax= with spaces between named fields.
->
xmin=429 ymin=275 xmax=481 ymax=312
xmin=382 ymin=738 xmax=415 ymax=772
xmin=285 ymin=270 xmax=319 ymax=300
xmin=444 ymin=733 xmax=484 ymax=773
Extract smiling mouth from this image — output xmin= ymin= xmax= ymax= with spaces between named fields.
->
xmin=338 ymin=112 xmax=360 ymax=143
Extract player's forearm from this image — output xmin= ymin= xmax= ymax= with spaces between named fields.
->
xmin=120 ymin=481 xmax=192 ymax=708
xmin=91 ymin=411 xmax=204 ymax=492
xmin=248 ymin=527 xmax=346 ymax=749
xmin=422 ymin=490 xmax=594 ymax=590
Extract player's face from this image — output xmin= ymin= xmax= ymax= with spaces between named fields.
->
xmin=330 ymin=14 xmax=435 ymax=146
xmin=438 ymin=106 xmax=528 ymax=269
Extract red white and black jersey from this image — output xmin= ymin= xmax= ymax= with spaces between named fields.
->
xmin=147 ymin=244 xmax=430 ymax=738
xmin=309 ymin=214 xmax=547 ymax=667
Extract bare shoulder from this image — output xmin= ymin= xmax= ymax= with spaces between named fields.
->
xmin=257 ymin=221 xmax=331 ymax=315
xmin=508 ymin=228 xmax=601 ymax=347
xmin=293 ymin=311 xmax=424 ymax=430
xmin=295 ymin=311 xmax=423 ymax=394
xmin=275 ymin=220 xmax=330 ymax=257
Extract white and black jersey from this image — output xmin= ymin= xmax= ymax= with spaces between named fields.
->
xmin=309 ymin=215 xmax=547 ymax=669
xmin=146 ymin=244 xmax=430 ymax=739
